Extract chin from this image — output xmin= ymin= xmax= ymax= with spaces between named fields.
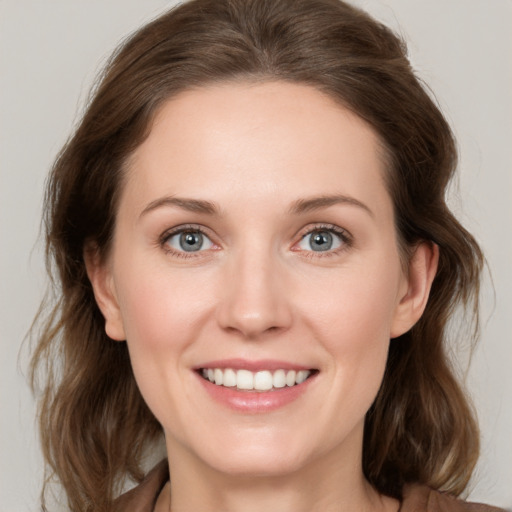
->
xmin=176 ymin=426 xmax=312 ymax=478
xmin=206 ymin=451 xmax=307 ymax=479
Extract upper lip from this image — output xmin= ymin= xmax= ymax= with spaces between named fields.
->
xmin=194 ymin=358 xmax=315 ymax=372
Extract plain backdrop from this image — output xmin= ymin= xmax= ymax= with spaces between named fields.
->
xmin=1 ymin=1 xmax=511 ymax=510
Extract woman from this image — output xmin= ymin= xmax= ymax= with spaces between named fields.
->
xmin=30 ymin=0 xmax=505 ymax=511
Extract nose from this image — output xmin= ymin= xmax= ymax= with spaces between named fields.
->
xmin=216 ymin=247 xmax=293 ymax=339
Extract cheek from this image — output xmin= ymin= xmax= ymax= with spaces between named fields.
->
xmin=114 ymin=262 xmax=213 ymax=348
xmin=111 ymin=267 xmax=215 ymax=427
xmin=119 ymin=280 xmax=180 ymax=353
xmin=301 ymin=258 xmax=402 ymax=403
xmin=111 ymin=263 xmax=214 ymax=396
xmin=302 ymin=256 xmax=402 ymax=345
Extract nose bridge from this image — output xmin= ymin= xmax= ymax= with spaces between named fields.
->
xmin=216 ymin=239 xmax=291 ymax=338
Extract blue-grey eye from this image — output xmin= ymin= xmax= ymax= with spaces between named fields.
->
xmin=298 ymin=229 xmax=342 ymax=252
xmin=166 ymin=230 xmax=213 ymax=252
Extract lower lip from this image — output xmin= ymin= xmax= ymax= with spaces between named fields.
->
xmin=196 ymin=372 xmax=316 ymax=413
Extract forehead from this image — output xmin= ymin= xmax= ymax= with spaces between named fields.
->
xmin=123 ymin=80 xmax=391 ymax=216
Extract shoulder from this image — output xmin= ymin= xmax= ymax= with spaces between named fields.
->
xmin=401 ymin=485 xmax=507 ymax=512
xmin=113 ymin=459 xmax=169 ymax=512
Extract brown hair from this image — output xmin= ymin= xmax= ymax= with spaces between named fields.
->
xmin=31 ymin=0 xmax=483 ymax=510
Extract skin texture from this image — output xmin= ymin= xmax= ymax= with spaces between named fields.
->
xmin=86 ymin=81 xmax=438 ymax=512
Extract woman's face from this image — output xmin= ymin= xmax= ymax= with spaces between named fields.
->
xmin=90 ymin=81 xmax=431 ymax=479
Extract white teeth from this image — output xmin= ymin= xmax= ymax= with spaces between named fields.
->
xmin=296 ymin=370 xmax=309 ymax=384
xmin=223 ymin=368 xmax=237 ymax=387
xmin=202 ymin=368 xmax=312 ymax=390
xmin=272 ymin=369 xmax=286 ymax=388
xmin=285 ymin=370 xmax=296 ymax=387
xmin=214 ymin=368 xmax=223 ymax=386
xmin=236 ymin=369 xmax=253 ymax=390
xmin=254 ymin=371 xmax=273 ymax=391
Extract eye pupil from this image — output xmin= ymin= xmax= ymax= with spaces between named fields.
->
xmin=310 ymin=231 xmax=333 ymax=251
xmin=180 ymin=231 xmax=203 ymax=251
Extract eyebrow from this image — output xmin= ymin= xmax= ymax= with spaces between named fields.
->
xmin=139 ymin=193 xmax=373 ymax=219
xmin=289 ymin=194 xmax=374 ymax=218
xmin=140 ymin=196 xmax=219 ymax=217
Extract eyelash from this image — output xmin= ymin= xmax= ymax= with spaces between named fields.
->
xmin=293 ymin=223 xmax=353 ymax=258
xmin=159 ymin=223 xmax=353 ymax=259
xmin=159 ymin=224 xmax=217 ymax=259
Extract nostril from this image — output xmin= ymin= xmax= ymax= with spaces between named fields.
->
xmin=215 ymin=267 xmax=293 ymax=338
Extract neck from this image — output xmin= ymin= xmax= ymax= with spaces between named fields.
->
xmin=162 ymin=431 xmax=398 ymax=512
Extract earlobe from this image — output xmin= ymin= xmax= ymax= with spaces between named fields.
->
xmin=83 ymin=244 xmax=126 ymax=341
xmin=390 ymin=242 xmax=439 ymax=339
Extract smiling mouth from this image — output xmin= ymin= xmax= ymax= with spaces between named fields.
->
xmin=199 ymin=368 xmax=317 ymax=392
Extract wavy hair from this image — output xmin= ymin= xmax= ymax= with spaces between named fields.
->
xmin=31 ymin=0 xmax=483 ymax=510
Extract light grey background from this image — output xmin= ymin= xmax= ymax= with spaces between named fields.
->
xmin=1 ymin=1 xmax=510 ymax=510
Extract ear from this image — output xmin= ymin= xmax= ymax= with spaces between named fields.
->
xmin=390 ymin=242 xmax=439 ymax=338
xmin=84 ymin=244 xmax=126 ymax=341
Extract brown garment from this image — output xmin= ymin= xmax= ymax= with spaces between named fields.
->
xmin=113 ymin=460 xmax=169 ymax=512
xmin=400 ymin=485 xmax=506 ymax=512
xmin=113 ymin=460 xmax=506 ymax=512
